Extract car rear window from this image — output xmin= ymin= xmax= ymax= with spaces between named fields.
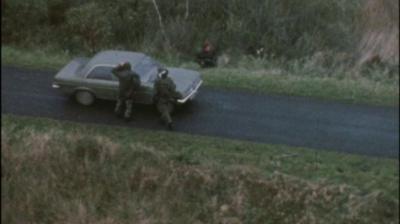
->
xmin=87 ymin=66 xmax=115 ymax=81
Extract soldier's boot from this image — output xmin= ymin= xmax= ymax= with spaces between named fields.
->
xmin=167 ymin=122 xmax=173 ymax=131
xmin=114 ymin=99 xmax=124 ymax=118
xmin=163 ymin=112 xmax=173 ymax=130
xmin=158 ymin=117 xmax=165 ymax=125
xmin=124 ymin=99 xmax=134 ymax=122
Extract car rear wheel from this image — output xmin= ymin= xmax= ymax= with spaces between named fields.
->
xmin=75 ymin=90 xmax=95 ymax=106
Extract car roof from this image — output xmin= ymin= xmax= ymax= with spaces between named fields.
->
xmin=80 ymin=50 xmax=147 ymax=76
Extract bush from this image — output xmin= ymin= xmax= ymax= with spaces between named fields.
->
xmin=1 ymin=0 xmax=49 ymax=45
xmin=223 ymin=0 xmax=360 ymax=58
xmin=96 ymin=0 xmax=148 ymax=48
xmin=64 ymin=2 xmax=114 ymax=53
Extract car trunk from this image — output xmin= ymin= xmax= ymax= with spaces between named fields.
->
xmin=54 ymin=57 xmax=89 ymax=82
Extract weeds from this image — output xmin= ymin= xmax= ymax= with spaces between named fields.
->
xmin=1 ymin=115 xmax=399 ymax=223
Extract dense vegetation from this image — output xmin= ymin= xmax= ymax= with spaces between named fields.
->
xmin=2 ymin=0 xmax=361 ymax=59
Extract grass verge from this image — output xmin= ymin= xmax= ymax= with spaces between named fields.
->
xmin=201 ymin=67 xmax=398 ymax=106
xmin=1 ymin=45 xmax=71 ymax=70
xmin=2 ymin=45 xmax=399 ymax=107
xmin=2 ymin=114 xmax=399 ymax=223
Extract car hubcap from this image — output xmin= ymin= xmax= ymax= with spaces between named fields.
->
xmin=76 ymin=91 xmax=94 ymax=106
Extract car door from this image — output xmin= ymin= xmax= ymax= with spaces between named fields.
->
xmin=134 ymin=82 xmax=155 ymax=104
xmin=85 ymin=65 xmax=118 ymax=100
xmin=135 ymin=67 xmax=157 ymax=104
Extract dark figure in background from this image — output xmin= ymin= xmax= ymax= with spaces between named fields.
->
xmin=153 ymin=68 xmax=182 ymax=130
xmin=196 ymin=39 xmax=217 ymax=68
xmin=112 ymin=62 xmax=141 ymax=121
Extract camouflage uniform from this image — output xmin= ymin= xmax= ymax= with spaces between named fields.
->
xmin=196 ymin=40 xmax=217 ymax=67
xmin=112 ymin=62 xmax=141 ymax=120
xmin=154 ymin=70 xmax=182 ymax=129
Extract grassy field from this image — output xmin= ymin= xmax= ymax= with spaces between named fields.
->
xmin=2 ymin=114 xmax=399 ymax=223
xmin=2 ymin=45 xmax=399 ymax=107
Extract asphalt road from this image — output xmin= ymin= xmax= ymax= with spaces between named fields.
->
xmin=1 ymin=66 xmax=399 ymax=158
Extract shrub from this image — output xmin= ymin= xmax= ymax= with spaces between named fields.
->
xmin=64 ymin=2 xmax=114 ymax=53
xmin=1 ymin=0 xmax=49 ymax=45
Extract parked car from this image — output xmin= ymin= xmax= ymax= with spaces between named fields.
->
xmin=52 ymin=50 xmax=203 ymax=106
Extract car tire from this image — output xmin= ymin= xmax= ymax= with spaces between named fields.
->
xmin=75 ymin=90 xmax=95 ymax=106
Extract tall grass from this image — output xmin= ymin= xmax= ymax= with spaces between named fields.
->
xmin=357 ymin=0 xmax=399 ymax=65
xmin=2 ymin=115 xmax=399 ymax=223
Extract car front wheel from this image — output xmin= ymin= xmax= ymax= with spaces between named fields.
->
xmin=75 ymin=90 xmax=95 ymax=106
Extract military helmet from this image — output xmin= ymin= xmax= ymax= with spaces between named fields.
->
xmin=158 ymin=68 xmax=168 ymax=78
xmin=123 ymin=62 xmax=131 ymax=70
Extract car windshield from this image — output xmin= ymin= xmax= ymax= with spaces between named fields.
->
xmin=133 ymin=56 xmax=161 ymax=82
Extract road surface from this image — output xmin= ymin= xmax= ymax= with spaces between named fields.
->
xmin=1 ymin=66 xmax=398 ymax=158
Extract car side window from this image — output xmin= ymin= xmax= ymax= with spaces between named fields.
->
xmin=87 ymin=66 xmax=114 ymax=81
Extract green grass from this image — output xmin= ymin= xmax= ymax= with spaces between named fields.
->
xmin=202 ymin=67 xmax=398 ymax=106
xmin=1 ymin=45 xmax=73 ymax=70
xmin=2 ymin=114 xmax=399 ymax=223
xmin=2 ymin=45 xmax=399 ymax=107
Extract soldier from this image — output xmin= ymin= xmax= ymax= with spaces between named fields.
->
xmin=112 ymin=61 xmax=141 ymax=121
xmin=196 ymin=39 xmax=217 ymax=68
xmin=153 ymin=68 xmax=182 ymax=130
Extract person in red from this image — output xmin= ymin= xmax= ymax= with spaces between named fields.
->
xmin=196 ymin=39 xmax=217 ymax=68
xmin=203 ymin=40 xmax=212 ymax=53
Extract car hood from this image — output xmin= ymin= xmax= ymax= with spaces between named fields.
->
xmin=166 ymin=67 xmax=201 ymax=94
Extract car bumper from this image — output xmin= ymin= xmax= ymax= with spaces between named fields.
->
xmin=52 ymin=83 xmax=60 ymax=88
xmin=177 ymin=80 xmax=203 ymax=104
